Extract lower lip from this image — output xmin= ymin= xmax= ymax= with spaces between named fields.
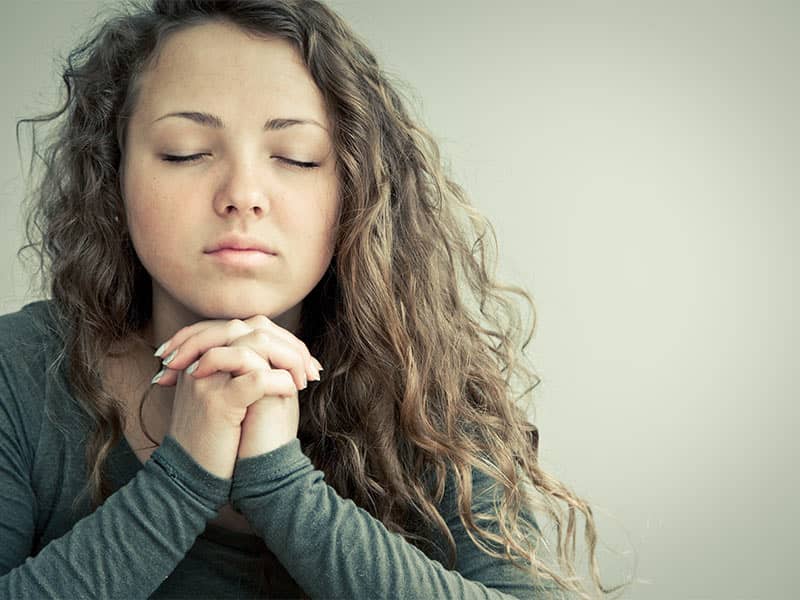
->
xmin=206 ymin=249 xmax=277 ymax=267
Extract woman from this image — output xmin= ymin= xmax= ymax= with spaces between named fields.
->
xmin=1 ymin=0 xmax=625 ymax=598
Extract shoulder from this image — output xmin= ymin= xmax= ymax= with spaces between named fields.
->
xmin=0 ymin=300 xmax=65 ymax=387
xmin=0 ymin=299 xmax=61 ymax=352
xmin=0 ymin=300 xmax=64 ymax=432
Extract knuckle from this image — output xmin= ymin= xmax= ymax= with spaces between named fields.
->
xmin=293 ymin=347 xmax=306 ymax=364
xmin=252 ymin=328 xmax=272 ymax=343
xmin=243 ymin=346 xmax=263 ymax=362
xmin=229 ymin=318 xmax=247 ymax=333
xmin=253 ymin=366 xmax=272 ymax=388
xmin=279 ymin=369 xmax=295 ymax=387
xmin=204 ymin=346 xmax=224 ymax=360
xmin=296 ymin=340 xmax=312 ymax=359
xmin=249 ymin=315 xmax=272 ymax=329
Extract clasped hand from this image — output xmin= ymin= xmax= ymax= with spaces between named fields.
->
xmin=151 ymin=315 xmax=323 ymax=476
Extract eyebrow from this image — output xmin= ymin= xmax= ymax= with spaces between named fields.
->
xmin=151 ymin=111 xmax=328 ymax=132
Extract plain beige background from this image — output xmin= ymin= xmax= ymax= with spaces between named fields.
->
xmin=1 ymin=1 xmax=797 ymax=599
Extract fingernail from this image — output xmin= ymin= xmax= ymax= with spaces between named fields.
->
xmin=312 ymin=357 xmax=323 ymax=371
xmin=150 ymin=368 xmax=165 ymax=385
xmin=162 ymin=349 xmax=178 ymax=366
xmin=154 ymin=342 xmax=169 ymax=358
xmin=186 ymin=360 xmax=200 ymax=375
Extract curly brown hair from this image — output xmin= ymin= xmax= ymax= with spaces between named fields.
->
xmin=15 ymin=1 xmax=632 ymax=598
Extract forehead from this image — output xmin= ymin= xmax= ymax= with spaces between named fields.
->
xmin=134 ymin=21 xmax=329 ymax=128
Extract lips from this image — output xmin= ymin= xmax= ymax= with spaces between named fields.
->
xmin=206 ymin=233 xmax=277 ymax=255
xmin=205 ymin=247 xmax=277 ymax=268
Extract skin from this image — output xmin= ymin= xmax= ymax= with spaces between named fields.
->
xmin=115 ymin=20 xmax=338 ymax=462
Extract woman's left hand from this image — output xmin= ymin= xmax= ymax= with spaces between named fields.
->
xmin=152 ymin=315 xmax=322 ymax=458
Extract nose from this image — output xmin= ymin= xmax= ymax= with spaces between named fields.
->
xmin=212 ymin=158 xmax=270 ymax=219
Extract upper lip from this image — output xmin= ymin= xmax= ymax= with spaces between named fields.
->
xmin=206 ymin=234 xmax=277 ymax=255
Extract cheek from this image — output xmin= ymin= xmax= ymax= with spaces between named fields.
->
xmin=126 ymin=200 xmax=161 ymax=259
xmin=301 ymin=199 xmax=338 ymax=255
xmin=124 ymin=176 xmax=186 ymax=266
xmin=125 ymin=168 xmax=186 ymax=228
xmin=309 ymin=178 xmax=340 ymax=240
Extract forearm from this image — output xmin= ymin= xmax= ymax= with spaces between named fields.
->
xmin=1 ymin=436 xmax=231 ymax=598
xmin=230 ymin=439 xmax=544 ymax=599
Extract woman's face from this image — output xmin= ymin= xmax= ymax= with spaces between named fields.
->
xmin=121 ymin=20 xmax=339 ymax=335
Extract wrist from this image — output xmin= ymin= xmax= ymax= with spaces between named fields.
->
xmin=237 ymin=432 xmax=297 ymax=459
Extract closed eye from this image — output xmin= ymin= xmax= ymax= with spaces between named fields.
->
xmin=161 ymin=154 xmax=205 ymax=164
xmin=277 ymin=158 xmax=319 ymax=170
xmin=160 ymin=154 xmax=319 ymax=169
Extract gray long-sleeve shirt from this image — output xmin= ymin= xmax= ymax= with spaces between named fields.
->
xmin=0 ymin=300 xmax=565 ymax=599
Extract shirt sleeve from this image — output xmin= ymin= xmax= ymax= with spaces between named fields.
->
xmin=230 ymin=438 xmax=569 ymax=600
xmin=0 ymin=404 xmax=232 ymax=600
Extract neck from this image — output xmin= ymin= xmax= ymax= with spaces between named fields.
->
xmin=102 ymin=327 xmax=175 ymax=433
